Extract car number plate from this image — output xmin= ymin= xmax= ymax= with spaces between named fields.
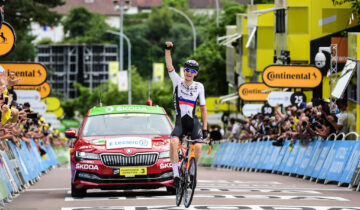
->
xmin=120 ymin=167 xmax=147 ymax=176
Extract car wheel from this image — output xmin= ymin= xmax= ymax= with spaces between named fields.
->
xmin=71 ymin=184 xmax=86 ymax=197
xmin=166 ymin=186 xmax=176 ymax=195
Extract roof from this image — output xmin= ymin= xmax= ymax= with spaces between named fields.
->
xmin=53 ymin=0 xmax=162 ymax=15
xmin=88 ymin=105 xmax=165 ymax=116
xmin=188 ymin=0 xmax=249 ymax=8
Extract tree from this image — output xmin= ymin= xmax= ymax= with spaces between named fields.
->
xmin=62 ymin=7 xmax=113 ymax=43
xmin=0 ymin=0 xmax=64 ymax=61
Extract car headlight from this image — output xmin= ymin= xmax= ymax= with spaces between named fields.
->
xmin=75 ymin=151 xmax=100 ymax=160
xmin=159 ymin=150 xmax=170 ymax=159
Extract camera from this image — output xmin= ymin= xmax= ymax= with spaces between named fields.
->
xmin=315 ymin=52 xmax=326 ymax=68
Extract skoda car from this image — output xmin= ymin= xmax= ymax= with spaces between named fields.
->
xmin=66 ymin=105 xmax=174 ymax=197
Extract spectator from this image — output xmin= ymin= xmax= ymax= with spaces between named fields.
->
xmin=228 ymin=118 xmax=240 ymax=140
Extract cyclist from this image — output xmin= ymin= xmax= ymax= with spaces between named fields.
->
xmin=164 ymin=41 xmax=208 ymax=188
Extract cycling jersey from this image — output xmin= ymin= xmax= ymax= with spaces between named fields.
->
xmin=169 ymin=69 xmax=206 ymax=119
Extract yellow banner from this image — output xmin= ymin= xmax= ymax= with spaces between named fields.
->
xmin=153 ymin=63 xmax=164 ymax=82
xmin=14 ymin=82 xmax=51 ymax=98
xmin=0 ymin=63 xmax=47 ymax=86
xmin=109 ymin=61 xmax=119 ymax=84
xmin=47 ymin=107 xmax=64 ymax=118
xmin=0 ymin=22 xmax=16 ymax=57
xmin=238 ymin=83 xmax=270 ymax=101
xmin=263 ymin=65 xmax=322 ymax=88
xmin=41 ymin=97 xmax=61 ymax=112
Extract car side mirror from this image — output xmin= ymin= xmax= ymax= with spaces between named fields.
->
xmin=65 ymin=129 xmax=78 ymax=139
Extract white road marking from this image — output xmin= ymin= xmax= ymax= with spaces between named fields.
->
xmin=66 ymin=188 xmax=321 ymax=194
xmin=198 ymin=180 xmax=282 ymax=184
xmin=64 ymin=194 xmax=349 ymax=201
xmin=61 ymin=205 xmax=360 ymax=210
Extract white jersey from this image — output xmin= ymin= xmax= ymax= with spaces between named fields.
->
xmin=169 ymin=69 xmax=206 ymax=118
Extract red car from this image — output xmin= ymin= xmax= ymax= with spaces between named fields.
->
xmin=65 ymin=105 xmax=174 ymax=197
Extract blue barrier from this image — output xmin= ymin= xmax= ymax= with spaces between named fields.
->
xmin=298 ymin=140 xmax=317 ymax=176
xmin=339 ymin=141 xmax=360 ymax=183
xmin=312 ymin=141 xmax=334 ymax=179
xmin=326 ymin=141 xmax=355 ymax=182
xmin=211 ymin=139 xmax=360 ymax=188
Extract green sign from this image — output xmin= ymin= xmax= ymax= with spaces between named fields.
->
xmin=89 ymin=105 xmax=164 ymax=116
xmin=61 ymin=119 xmax=80 ymax=128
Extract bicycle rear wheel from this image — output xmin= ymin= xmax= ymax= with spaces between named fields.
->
xmin=183 ymin=157 xmax=197 ymax=208
xmin=175 ymin=160 xmax=186 ymax=206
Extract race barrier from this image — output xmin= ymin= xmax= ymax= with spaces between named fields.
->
xmin=202 ymin=136 xmax=360 ymax=191
xmin=0 ymin=139 xmax=59 ymax=207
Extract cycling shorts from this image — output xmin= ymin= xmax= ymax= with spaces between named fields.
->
xmin=171 ymin=115 xmax=203 ymax=141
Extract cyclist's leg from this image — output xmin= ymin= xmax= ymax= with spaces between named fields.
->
xmin=191 ymin=116 xmax=203 ymax=167
xmin=170 ymin=118 xmax=183 ymax=186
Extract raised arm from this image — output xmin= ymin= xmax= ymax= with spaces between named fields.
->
xmin=165 ymin=41 xmax=174 ymax=72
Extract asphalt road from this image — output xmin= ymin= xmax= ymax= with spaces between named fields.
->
xmin=4 ymin=164 xmax=360 ymax=210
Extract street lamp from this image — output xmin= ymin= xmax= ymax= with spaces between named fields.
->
xmin=113 ymin=0 xmax=131 ymax=73
xmin=107 ymin=30 xmax=132 ymax=105
xmin=168 ymin=7 xmax=196 ymax=52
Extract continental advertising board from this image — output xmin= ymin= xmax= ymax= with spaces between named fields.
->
xmin=262 ymin=65 xmax=322 ymax=88
xmin=238 ymin=83 xmax=270 ymax=101
xmin=0 ymin=62 xmax=47 ymax=86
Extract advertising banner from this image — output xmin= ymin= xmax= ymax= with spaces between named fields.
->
xmin=242 ymin=104 xmax=263 ymax=117
xmin=326 ymin=141 xmax=355 ymax=182
xmin=340 ymin=141 xmax=360 ymax=183
xmin=118 ymin=70 xmax=128 ymax=91
xmin=0 ymin=62 xmax=47 ymax=86
xmin=109 ymin=61 xmax=119 ymax=84
xmin=238 ymin=83 xmax=270 ymax=101
xmin=14 ymin=82 xmax=51 ymax=98
xmin=41 ymin=97 xmax=60 ymax=112
xmin=153 ymin=63 xmax=164 ymax=82
xmin=267 ymin=91 xmax=293 ymax=107
xmin=263 ymin=65 xmax=322 ymax=88
xmin=0 ymin=22 xmax=16 ymax=57
xmin=15 ymin=90 xmax=41 ymax=104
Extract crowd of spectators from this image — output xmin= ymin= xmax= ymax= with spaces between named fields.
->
xmin=223 ymin=98 xmax=356 ymax=148
xmin=0 ymin=70 xmax=67 ymax=156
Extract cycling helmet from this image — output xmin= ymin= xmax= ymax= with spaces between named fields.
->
xmin=184 ymin=60 xmax=199 ymax=71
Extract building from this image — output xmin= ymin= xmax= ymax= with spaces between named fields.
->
xmin=36 ymin=44 xmax=118 ymax=99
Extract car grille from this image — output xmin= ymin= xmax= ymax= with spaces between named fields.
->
xmin=101 ymin=153 xmax=158 ymax=167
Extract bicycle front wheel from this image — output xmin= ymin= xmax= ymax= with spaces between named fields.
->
xmin=184 ymin=157 xmax=197 ymax=208
xmin=176 ymin=160 xmax=186 ymax=206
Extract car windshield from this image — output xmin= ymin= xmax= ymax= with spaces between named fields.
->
xmin=81 ymin=113 xmax=172 ymax=136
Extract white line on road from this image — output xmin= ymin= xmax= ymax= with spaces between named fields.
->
xmin=64 ymin=194 xmax=349 ymax=202
xmin=66 ymin=188 xmax=321 ymax=194
xmin=198 ymin=180 xmax=282 ymax=184
xmin=61 ymin=205 xmax=360 ymax=210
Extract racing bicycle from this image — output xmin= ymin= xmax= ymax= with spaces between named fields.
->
xmin=175 ymin=134 xmax=212 ymax=208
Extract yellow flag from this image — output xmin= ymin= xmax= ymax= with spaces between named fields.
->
xmin=109 ymin=61 xmax=119 ymax=84
xmin=153 ymin=63 xmax=164 ymax=82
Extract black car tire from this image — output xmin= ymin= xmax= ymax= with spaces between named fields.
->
xmin=71 ymin=184 xmax=86 ymax=197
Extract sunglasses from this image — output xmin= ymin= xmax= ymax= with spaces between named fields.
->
xmin=184 ymin=68 xmax=197 ymax=74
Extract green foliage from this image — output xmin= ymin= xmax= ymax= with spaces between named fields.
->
xmin=62 ymin=7 xmax=112 ymax=43
xmin=190 ymin=42 xmax=227 ymax=96
xmin=221 ymin=1 xmax=247 ymax=26
xmin=0 ymin=0 xmax=64 ymax=60
xmin=352 ymin=1 xmax=360 ymax=24
xmin=37 ymin=38 xmax=54 ymax=45
xmin=150 ymin=81 xmax=174 ymax=117
xmin=254 ymin=0 xmax=274 ymax=3
xmin=163 ymin=0 xmax=189 ymax=8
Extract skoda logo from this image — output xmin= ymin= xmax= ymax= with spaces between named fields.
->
xmin=126 ymin=149 xmax=132 ymax=154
